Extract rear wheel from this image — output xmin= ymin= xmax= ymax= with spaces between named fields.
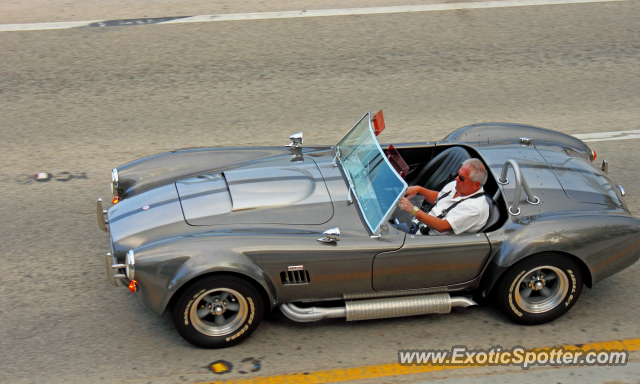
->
xmin=171 ymin=276 xmax=264 ymax=348
xmin=497 ymin=254 xmax=583 ymax=325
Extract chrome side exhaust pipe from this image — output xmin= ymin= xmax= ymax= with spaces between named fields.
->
xmin=280 ymin=293 xmax=476 ymax=322
xmin=280 ymin=303 xmax=346 ymax=322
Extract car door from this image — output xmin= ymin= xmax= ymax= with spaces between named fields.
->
xmin=372 ymin=233 xmax=491 ymax=291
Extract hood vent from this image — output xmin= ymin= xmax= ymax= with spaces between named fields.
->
xmin=281 ymin=270 xmax=310 ymax=285
xmin=175 ymin=156 xmax=334 ymax=226
xmin=176 ymin=174 xmax=232 ymax=225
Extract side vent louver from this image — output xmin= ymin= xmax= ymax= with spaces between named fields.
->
xmin=281 ymin=270 xmax=310 ymax=285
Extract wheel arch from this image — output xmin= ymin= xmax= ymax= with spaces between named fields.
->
xmin=479 ymin=250 xmax=593 ymax=299
xmin=168 ymin=270 xmax=273 ymax=315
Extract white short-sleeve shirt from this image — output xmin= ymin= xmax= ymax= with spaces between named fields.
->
xmin=423 ymin=181 xmax=490 ymax=236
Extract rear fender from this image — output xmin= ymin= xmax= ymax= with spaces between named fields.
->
xmin=478 ymin=212 xmax=640 ymax=297
xmin=445 ymin=123 xmax=593 ymax=161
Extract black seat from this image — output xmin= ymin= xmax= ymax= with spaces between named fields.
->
xmin=408 ymin=147 xmax=502 ymax=233
xmin=480 ymin=195 xmax=501 ymax=232
xmin=411 ymin=147 xmax=471 ymax=191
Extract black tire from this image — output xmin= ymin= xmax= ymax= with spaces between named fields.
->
xmin=171 ymin=275 xmax=264 ymax=348
xmin=497 ymin=254 xmax=583 ymax=325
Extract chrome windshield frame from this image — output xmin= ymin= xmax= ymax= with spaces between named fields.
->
xmin=334 ymin=112 xmax=408 ymax=236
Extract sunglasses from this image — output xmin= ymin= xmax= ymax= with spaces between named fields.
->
xmin=456 ymin=173 xmax=471 ymax=183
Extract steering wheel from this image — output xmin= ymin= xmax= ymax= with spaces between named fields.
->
xmin=389 ymin=205 xmax=415 ymax=233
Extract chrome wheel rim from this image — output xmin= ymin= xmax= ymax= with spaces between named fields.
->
xmin=515 ymin=266 xmax=568 ymax=314
xmin=190 ymin=288 xmax=248 ymax=337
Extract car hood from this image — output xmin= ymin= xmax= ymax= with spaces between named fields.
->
xmin=175 ymin=156 xmax=334 ymax=225
xmin=108 ymin=153 xmax=335 ymax=252
xmin=114 ymin=146 xmax=330 ymax=199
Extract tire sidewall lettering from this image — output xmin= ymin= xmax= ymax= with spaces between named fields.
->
xmin=193 ymin=289 xmax=206 ymax=299
xmin=184 ymin=289 xmax=206 ymax=325
xmin=226 ymin=296 xmax=255 ymax=342
xmin=247 ymin=297 xmax=255 ymax=325
xmin=184 ymin=299 xmax=194 ymax=325
xmin=565 ymin=269 xmax=577 ymax=306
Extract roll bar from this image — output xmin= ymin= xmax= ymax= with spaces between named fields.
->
xmin=497 ymin=159 xmax=540 ymax=216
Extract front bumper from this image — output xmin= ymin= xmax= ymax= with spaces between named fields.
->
xmin=99 ymin=198 xmax=123 ymax=286
xmin=105 ymin=252 xmax=126 ymax=287
xmin=96 ymin=198 xmax=109 ymax=232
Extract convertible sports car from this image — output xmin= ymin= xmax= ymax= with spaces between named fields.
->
xmin=98 ymin=111 xmax=640 ymax=348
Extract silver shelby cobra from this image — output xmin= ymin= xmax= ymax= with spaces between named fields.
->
xmin=98 ymin=111 xmax=640 ymax=348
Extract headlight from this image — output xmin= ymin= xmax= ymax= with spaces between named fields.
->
xmin=111 ymin=168 xmax=119 ymax=196
xmin=125 ymin=250 xmax=135 ymax=280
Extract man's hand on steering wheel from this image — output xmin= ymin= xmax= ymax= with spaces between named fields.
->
xmin=399 ymin=197 xmax=414 ymax=213
xmin=404 ymin=186 xmax=422 ymax=199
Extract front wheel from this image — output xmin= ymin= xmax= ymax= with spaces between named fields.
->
xmin=171 ymin=276 xmax=264 ymax=348
xmin=497 ymin=254 xmax=583 ymax=325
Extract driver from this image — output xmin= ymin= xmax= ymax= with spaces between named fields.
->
xmin=399 ymin=159 xmax=489 ymax=235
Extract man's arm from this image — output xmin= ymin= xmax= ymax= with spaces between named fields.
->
xmin=405 ymin=186 xmax=440 ymax=205
xmin=398 ymin=197 xmax=452 ymax=232
xmin=415 ymin=210 xmax=452 ymax=232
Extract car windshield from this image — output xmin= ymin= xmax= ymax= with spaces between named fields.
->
xmin=336 ymin=112 xmax=408 ymax=235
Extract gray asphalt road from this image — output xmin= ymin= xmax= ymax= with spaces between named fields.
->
xmin=1 ymin=1 xmax=640 ymax=383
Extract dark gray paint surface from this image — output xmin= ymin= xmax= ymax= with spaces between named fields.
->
xmin=373 ymin=233 xmax=491 ymax=291
xmin=536 ymin=145 xmax=624 ymax=207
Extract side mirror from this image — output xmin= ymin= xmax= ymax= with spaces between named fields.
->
xmin=317 ymin=228 xmax=340 ymax=243
xmin=286 ymin=132 xmax=303 ymax=148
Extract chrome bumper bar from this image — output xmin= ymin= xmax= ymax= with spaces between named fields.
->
xmin=105 ymin=252 xmax=126 ymax=287
xmin=97 ymin=198 xmax=109 ymax=232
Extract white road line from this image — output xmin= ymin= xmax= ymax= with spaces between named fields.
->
xmin=0 ymin=20 xmax=103 ymax=32
xmin=0 ymin=0 xmax=632 ymax=32
xmin=161 ymin=0 xmax=630 ymax=24
xmin=573 ymin=129 xmax=640 ymax=143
